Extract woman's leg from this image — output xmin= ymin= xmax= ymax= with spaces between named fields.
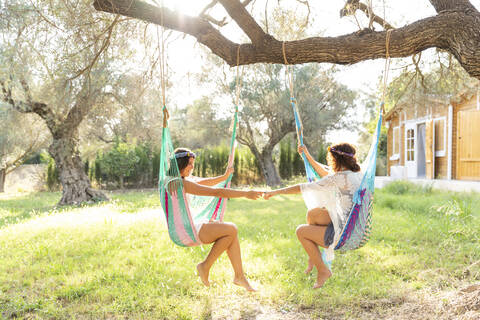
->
xmin=197 ymin=222 xmax=254 ymax=291
xmin=306 ymin=207 xmax=331 ymax=226
xmin=304 ymin=208 xmax=332 ymax=274
xmin=296 ymin=224 xmax=332 ymax=289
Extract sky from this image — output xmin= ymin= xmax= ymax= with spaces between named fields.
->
xmin=145 ymin=0 xmax=480 ymax=144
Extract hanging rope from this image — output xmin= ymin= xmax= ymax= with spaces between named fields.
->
xmin=154 ymin=0 xmax=169 ymax=128
xmin=235 ymin=45 xmax=242 ymax=107
xmin=230 ymin=45 xmax=243 ymax=136
xmin=282 ymin=41 xmax=304 ymax=146
xmin=282 ymin=41 xmax=318 ymax=181
xmin=381 ymin=29 xmax=393 ymax=115
xmin=282 ymin=41 xmax=294 ymax=99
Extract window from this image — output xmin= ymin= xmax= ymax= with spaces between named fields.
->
xmin=434 ymin=117 xmax=446 ymax=157
xmin=406 ymin=128 xmax=415 ymax=161
xmin=390 ymin=126 xmax=400 ymax=160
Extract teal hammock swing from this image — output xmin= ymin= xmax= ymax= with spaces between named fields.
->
xmin=282 ymin=33 xmax=391 ymax=266
xmin=158 ymin=105 xmax=238 ymax=247
xmin=291 ymin=94 xmax=383 ymax=252
xmin=158 ymin=44 xmax=244 ymax=247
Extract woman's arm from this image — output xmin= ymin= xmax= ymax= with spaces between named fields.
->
xmin=263 ymin=184 xmax=301 ymax=200
xmin=298 ymin=145 xmax=329 ymax=177
xmin=195 ymin=167 xmax=234 ymax=186
xmin=183 ymin=179 xmax=262 ymax=200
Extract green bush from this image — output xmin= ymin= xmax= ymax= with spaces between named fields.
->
xmin=431 ymin=196 xmax=472 ymax=218
xmin=193 ymin=145 xmax=262 ymax=185
xmin=383 ymin=181 xmax=416 ymax=195
xmin=22 ymin=151 xmax=50 ymax=165
xmin=384 ymin=181 xmax=434 ymax=196
xmin=91 ymin=142 xmax=161 ymax=189
xmin=46 ymin=158 xmax=59 ymax=191
xmin=96 ymin=141 xmax=140 ymax=189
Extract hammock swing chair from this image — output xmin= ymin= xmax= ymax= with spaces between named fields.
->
xmin=158 ymin=42 xmax=243 ymax=247
xmin=282 ymin=29 xmax=392 ymax=265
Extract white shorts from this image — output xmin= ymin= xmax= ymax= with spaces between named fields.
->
xmin=194 ymin=219 xmax=209 ymax=242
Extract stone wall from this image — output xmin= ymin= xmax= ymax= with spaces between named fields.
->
xmin=4 ymin=164 xmax=47 ymax=193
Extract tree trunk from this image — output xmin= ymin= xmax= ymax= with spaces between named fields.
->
xmin=0 ymin=168 xmax=5 ymax=193
xmin=49 ymin=131 xmax=108 ymax=205
xmin=258 ymin=148 xmax=282 ymax=187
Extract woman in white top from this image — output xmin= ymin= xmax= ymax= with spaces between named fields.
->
xmin=264 ymin=143 xmax=362 ymax=289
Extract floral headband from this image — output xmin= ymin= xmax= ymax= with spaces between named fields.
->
xmin=328 ymin=146 xmax=354 ymax=158
xmin=175 ymin=151 xmax=196 ymax=159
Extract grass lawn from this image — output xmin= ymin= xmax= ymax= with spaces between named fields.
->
xmin=0 ymin=182 xmax=479 ymax=319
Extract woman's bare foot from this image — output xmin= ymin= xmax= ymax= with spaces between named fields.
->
xmin=196 ymin=262 xmax=210 ymax=287
xmin=304 ymin=259 xmax=314 ymax=274
xmin=233 ymin=276 xmax=256 ymax=292
xmin=313 ymin=269 xmax=332 ymax=289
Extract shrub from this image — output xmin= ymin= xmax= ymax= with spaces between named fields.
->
xmin=99 ymin=141 xmax=140 ymax=189
xmin=431 ymin=197 xmax=472 ymax=218
xmin=383 ymin=181 xmax=416 ymax=195
xmin=46 ymin=158 xmax=59 ymax=191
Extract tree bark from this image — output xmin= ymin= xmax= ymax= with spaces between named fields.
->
xmin=259 ymin=147 xmax=282 ymax=187
xmin=93 ymin=0 xmax=480 ymax=80
xmin=247 ymin=143 xmax=281 ymax=187
xmin=119 ymin=176 xmax=124 ymax=189
xmin=0 ymin=168 xmax=5 ymax=193
xmin=49 ymin=129 xmax=107 ymax=205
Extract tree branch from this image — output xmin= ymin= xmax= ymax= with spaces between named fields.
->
xmin=67 ymin=15 xmax=120 ymax=81
xmin=4 ymin=134 xmax=44 ymax=175
xmin=0 ymin=79 xmax=52 ymax=122
xmin=340 ymin=1 xmax=394 ymax=30
xmin=94 ymin=0 xmax=240 ymax=66
xmin=201 ymin=15 xmax=228 ymax=27
xmin=64 ymin=78 xmax=102 ymax=131
xmin=93 ymin=0 xmax=480 ymax=80
xmin=429 ymin=0 xmax=476 ymax=12
xmin=199 ymin=0 xmax=255 ymax=27
xmin=199 ymin=0 xmax=226 ymax=27
xmin=217 ymin=0 xmax=271 ymax=45
xmin=200 ymin=0 xmax=219 ymax=16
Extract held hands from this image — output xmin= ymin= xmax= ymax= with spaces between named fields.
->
xmin=245 ymin=190 xmax=264 ymax=200
xmin=244 ymin=190 xmax=275 ymax=200
xmin=262 ymin=191 xmax=276 ymax=200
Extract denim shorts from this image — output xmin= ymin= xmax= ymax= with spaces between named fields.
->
xmin=324 ymin=222 xmax=335 ymax=246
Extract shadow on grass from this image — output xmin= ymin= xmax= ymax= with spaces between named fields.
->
xmin=0 ymin=192 xmax=62 ymax=228
xmin=0 ymin=190 xmax=162 ymax=229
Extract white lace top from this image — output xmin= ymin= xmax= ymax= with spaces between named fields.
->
xmin=300 ymin=170 xmax=362 ymax=261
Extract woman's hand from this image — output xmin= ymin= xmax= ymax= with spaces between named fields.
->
xmin=245 ymin=190 xmax=263 ymax=200
xmin=298 ymin=144 xmax=308 ymax=155
xmin=263 ymin=191 xmax=276 ymax=200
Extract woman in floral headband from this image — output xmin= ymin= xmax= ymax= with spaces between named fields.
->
xmin=264 ymin=142 xmax=361 ymax=289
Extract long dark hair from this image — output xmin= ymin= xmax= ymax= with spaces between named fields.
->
xmin=327 ymin=143 xmax=360 ymax=172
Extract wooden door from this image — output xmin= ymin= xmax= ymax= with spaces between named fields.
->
xmin=457 ymin=110 xmax=480 ymax=180
xmin=425 ymin=120 xmax=434 ymax=179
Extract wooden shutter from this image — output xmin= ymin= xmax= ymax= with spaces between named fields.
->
xmin=426 ymin=120 xmax=434 ymax=179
